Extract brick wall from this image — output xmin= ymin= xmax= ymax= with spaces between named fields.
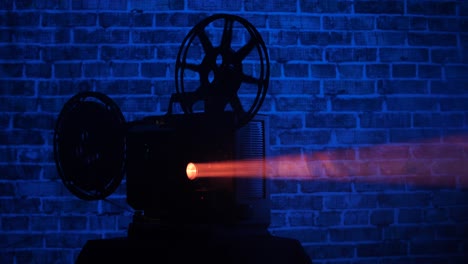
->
xmin=1 ymin=0 xmax=467 ymax=263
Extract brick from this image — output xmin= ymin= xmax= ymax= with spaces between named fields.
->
xmin=357 ymin=241 xmax=407 ymax=257
xmin=366 ymin=64 xmax=390 ymax=78
xmin=440 ymin=98 xmax=468 ymax=111
xmin=398 ymin=209 xmax=423 ymax=223
xmin=0 ymin=130 xmax=44 ymax=145
xmin=54 ymin=63 xmax=82 ymax=78
xmin=16 ymin=0 xmax=69 ymax=9
xmin=326 ymin=48 xmax=376 ymax=62
xmin=112 ymin=62 xmax=139 ymax=77
xmin=101 ymin=46 xmax=154 ymax=60
xmin=132 ymin=29 xmax=185 ymax=44
xmin=390 ymin=128 xmax=441 ymax=143
xmin=0 ymin=0 xmax=13 ymax=9
xmin=324 ymin=194 xmax=378 ymax=209
xmin=336 ymin=129 xmax=387 ymax=145
xmin=407 ymin=1 xmax=457 ymax=15
xmin=1 ymin=216 xmax=29 ymax=230
xmin=25 ymin=63 xmax=52 ymax=78
xmin=43 ymin=46 xmax=97 ymax=61
xmin=323 ymin=16 xmax=374 ymax=30
xmin=332 ymin=97 xmax=382 ymax=112
xmin=330 ymin=227 xmax=381 ymax=242
xmin=270 ymin=211 xmax=287 ymax=227
xmin=355 ymin=1 xmax=404 ymax=14
xmin=337 ymin=64 xmax=364 ymax=79
xmin=72 ymin=0 xmax=127 ymax=10
xmin=449 ymin=206 xmax=468 ymax=222
xmin=300 ymin=31 xmax=352 ymax=46
xmin=288 ymin=211 xmax=315 ymax=226
xmin=418 ymin=65 xmax=441 ymax=79
xmin=0 ymin=12 xmax=39 ymax=26
xmin=270 ymin=113 xmax=303 ymax=129
xmin=74 ymin=29 xmax=129 ymax=44
xmin=42 ymin=13 xmax=96 ymax=27
xmin=392 ymin=64 xmax=416 ymax=78
xmin=428 ymin=18 xmax=463 ymax=32
xmin=370 ymin=209 xmax=394 ymax=226
xmin=245 ymin=0 xmax=296 ymax=12
xmin=0 ymin=233 xmax=43 ymax=248
xmin=386 ymin=97 xmax=437 ymax=111
xmin=445 ymin=65 xmax=468 ymax=80
xmin=431 ymin=48 xmax=463 ymax=63
xmin=189 ymin=0 xmax=241 ymax=11
xmin=131 ymin=0 xmax=184 ymax=11
xmin=376 ymin=16 xmax=409 ymax=30
xmin=0 ymin=165 xmax=42 ymax=180
xmin=270 ymin=179 xmax=299 ymax=194
xmin=96 ymin=80 xmax=153 ymax=95
xmin=377 ymin=80 xmax=427 ymax=94
xmin=410 ymin=240 xmax=461 ymax=255
xmin=0 ymin=198 xmax=41 ymax=213
xmin=31 ymin=216 xmax=59 ymax=231
xmin=276 ymin=96 xmax=327 ymax=112
xmin=305 ymin=113 xmax=356 ymax=128
xmin=355 ymin=31 xmax=405 ymax=46
xmin=83 ymin=62 xmax=111 ymax=78
xmin=270 ymin=47 xmax=321 ymax=63
xmin=360 ymin=112 xmax=411 ymax=128
xmin=42 ymin=198 xmax=99 ymax=214
xmin=0 ymin=63 xmax=23 ymax=78
xmin=0 ymin=80 xmax=34 ymax=96
xmin=31 ymin=249 xmax=76 ymax=263
xmin=268 ymin=15 xmax=320 ymax=30
xmin=378 ymin=192 xmax=432 ymax=208
xmin=16 ymin=181 xmax=66 ymax=197
xmin=284 ymin=63 xmax=308 ymax=78
xmin=278 ymin=130 xmax=330 ymax=145
xmin=414 ymin=113 xmax=465 ymax=128
xmin=409 ymin=33 xmax=457 ymax=47
xmin=0 ymin=45 xmax=40 ymax=60
xmin=270 ymin=194 xmax=323 ymax=210
xmin=324 ymin=80 xmax=374 ymax=95
xmin=316 ymin=211 xmax=342 ymax=226
xmin=301 ymin=180 xmax=352 ymax=193
xmin=300 ymin=0 xmax=353 ymax=14
xmin=380 ymin=48 xmax=429 ymax=62
xmin=343 ymin=210 xmax=369 ymax=225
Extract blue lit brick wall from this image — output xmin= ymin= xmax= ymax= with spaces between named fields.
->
xmin=1 ymin=0 xmax=468 ymax=263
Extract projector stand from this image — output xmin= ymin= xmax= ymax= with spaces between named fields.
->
xmin=77 ymin=216 xmax=312 ymax=264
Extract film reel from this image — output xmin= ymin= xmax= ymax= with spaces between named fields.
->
xmin=175 ymin=14 xmax=270 ymax=129
xmin=53 ymin=91 xmax=126 ymax=200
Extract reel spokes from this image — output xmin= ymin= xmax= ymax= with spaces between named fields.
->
xmin=175 ymin=14 xmax=270 ymax=129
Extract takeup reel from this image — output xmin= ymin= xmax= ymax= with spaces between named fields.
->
xmin=172 ymin=14 xmax=270 ymax=129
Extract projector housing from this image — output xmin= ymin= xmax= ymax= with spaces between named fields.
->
xmin=126 ymin=112 xmax=270 ymax=227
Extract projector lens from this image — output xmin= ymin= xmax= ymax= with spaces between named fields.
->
xmin=186 ymin=162 xmax=198 ymax=180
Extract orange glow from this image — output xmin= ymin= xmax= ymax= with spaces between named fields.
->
xmin=186 ymin=162 xmax=198 ymax=180
xmin=185 ymin=135 xmax=468 ymax=189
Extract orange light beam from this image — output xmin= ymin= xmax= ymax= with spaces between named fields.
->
xmin=186 ymin=135 xmax=468 ymax=189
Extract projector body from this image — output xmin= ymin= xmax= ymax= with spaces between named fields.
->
xmin=125 ymin=112 xmax=270 ymax=227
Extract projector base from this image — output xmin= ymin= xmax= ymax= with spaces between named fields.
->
xmin=76 ymin=224 xmax=312 ymax=264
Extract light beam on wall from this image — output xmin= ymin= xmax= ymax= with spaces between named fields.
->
xmin=187 ymin=135 xmax=468 ymax=189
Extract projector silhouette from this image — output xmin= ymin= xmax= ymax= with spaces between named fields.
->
xmin=53 ymin=14 xmax=312 ymax=264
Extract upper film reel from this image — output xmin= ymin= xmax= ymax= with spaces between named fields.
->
xmin=53 ymin=91 xmax=126 ymax=200
xmin=175 ymin=14 xmax=270 ymax=129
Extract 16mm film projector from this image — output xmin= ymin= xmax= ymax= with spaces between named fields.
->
xmin=53 ymin=14 xmax=311 ymax=264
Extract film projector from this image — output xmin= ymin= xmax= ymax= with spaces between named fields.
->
xmin=53 ymin=14 xmax=311 ymax=264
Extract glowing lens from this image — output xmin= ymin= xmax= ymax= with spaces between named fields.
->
xmin=186 ymin=162 xmax=198 ymax=180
